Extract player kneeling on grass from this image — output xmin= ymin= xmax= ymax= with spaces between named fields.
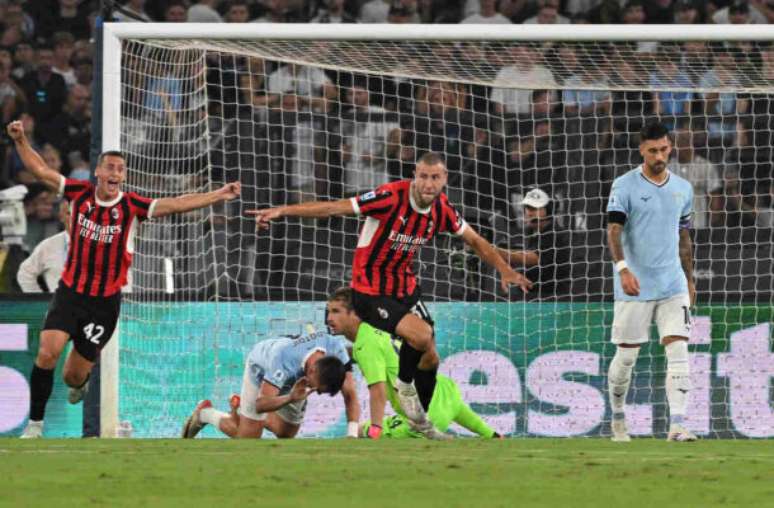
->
xmin=326 ymin=287 xmax=501 ymax=440
xmin=182 ymin=331 xmax=360 ymax=439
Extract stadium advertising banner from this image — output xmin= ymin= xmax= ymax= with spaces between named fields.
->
xmin=1 ymin=301 xmax=771 ymax=438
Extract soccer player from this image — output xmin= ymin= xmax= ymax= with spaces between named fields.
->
xmin=181 ymin=330 xmax=360 ymax=439
xmin=326 ymin=287 xmax=500 ymax=440
xmin=606 ymin=121 xmax=697 ymax=442
xmin=248 ymin=152 xmax=531 ymax=438
xmin=7 ymin=120 xmax=242 ymax=439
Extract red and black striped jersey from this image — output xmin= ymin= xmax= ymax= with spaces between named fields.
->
xmin=349 ymin=179 xmax=467 ymax=299
xmin=58 ymin=176 xmax=156 ymax=297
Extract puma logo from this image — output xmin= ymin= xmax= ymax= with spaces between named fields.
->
xmin=640 ymin=196 xmax=652 ymax=202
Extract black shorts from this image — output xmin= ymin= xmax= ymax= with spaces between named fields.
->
xmin=43 ymin=282 xmax=121 ymax=362
xmin=351 ymin=289 xmax=433 ymax=335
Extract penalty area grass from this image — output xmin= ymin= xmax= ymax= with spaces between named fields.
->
xmin=1 ymin=438 xmax=772 ymax=508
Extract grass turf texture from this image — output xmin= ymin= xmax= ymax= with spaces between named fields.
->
xmin=1 ymin=439 xmax=772 ymax=507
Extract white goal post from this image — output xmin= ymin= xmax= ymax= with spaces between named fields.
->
xmin=101 ymin=23 xmax=774 ymax=438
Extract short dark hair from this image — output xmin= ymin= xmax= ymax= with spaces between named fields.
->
xmin=315 ymin=356 xmax=347 ymax=396
xmin=327 ymin=286 xmax=354 ymax=311
xmin=98 ymin=150 xmax=125 ymax=166
xmin=417 ymin=151 xmax=446 ymax=168
xmin=640 ymin=121 xmax=670 ymax=143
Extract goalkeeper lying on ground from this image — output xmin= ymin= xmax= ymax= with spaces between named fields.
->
xmin=326 ymin=287 xmax=501 ymax=439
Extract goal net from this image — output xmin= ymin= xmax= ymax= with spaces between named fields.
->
xmin=107 ymin=24 xmax=774 ymax=439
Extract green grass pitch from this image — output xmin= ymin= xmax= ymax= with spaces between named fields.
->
xmin=1 ymin=439 xmax=772 ymax=507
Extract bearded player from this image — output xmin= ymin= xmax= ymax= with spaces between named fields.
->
xmin=8 ymin=120 xmax=241 ymax=438
xmin=249 ymin=153 xmax=529 ymax=439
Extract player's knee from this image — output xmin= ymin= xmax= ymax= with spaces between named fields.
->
xmin=35 ymin=348 xmax=60 ymax=369
xmin=419 ymin=349 xmax=439 ymax=370
xmin=62 ymin=369 xmax=86 ymax=388
xmin=665 ymin=339 xmax=689 ymax=374
xmin=614 ymin=345 xmax=640 ymax=368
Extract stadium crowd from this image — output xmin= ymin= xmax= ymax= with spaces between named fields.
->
xmin=0 ymin=0 xmax=773 ymax=301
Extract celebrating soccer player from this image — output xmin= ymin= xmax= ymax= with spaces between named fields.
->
xmin=248 ymin=152 xmax=531 ymax=439
xmin=606 ymin=121 xmax=697 ymax=442
xmin=7 ymin=120 xmax=241 ymax=439
xmin=326 ymin=287 xmax=500 ymax=440
xmin=181 ymin=330 xmax=359 ymax=439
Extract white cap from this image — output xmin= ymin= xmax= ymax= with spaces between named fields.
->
xmin=521 ymin=188 xmax=551 ymax=209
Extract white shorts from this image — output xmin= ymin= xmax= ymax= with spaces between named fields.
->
xmin=611 ymin=293 xmax=691 ymax=345
xmin=238 ymin=361 xmax=307 ymax=425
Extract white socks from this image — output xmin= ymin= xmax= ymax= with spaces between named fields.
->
xmin=608 ymin=346 xmax=640 ymax=418
xmin=200 ymin=407 xmax=228 ymax=427
xmin=665 ymin=340 xmax=690 ymax=425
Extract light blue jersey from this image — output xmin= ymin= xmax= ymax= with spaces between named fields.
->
xmin=245 ymin=331 xmax=350 ymax=392
xmin=607 ymin=166 xmax=693 ymax=301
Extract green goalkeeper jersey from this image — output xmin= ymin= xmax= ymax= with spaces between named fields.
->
xmin=352 ymin=322 xmax=403 ymax=415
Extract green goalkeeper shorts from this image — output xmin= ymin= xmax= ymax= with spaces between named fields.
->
xmin=378 ymin=375 xmax=465 ymax=438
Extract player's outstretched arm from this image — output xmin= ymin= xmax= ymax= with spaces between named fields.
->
xmin=607 ymin=222 xmax=640 ymax=296
xmin=495 ymin=246 xmax=539 ymax=268
xmin=340 ymin=372 xmax=361 ymax=437
xmin=461 ymin=226 xmax=532 ymax=293
xmin=6 ymin=120 xmax=62 ymax=192
xmin=245 ymin=198 xmax=354 ymax=230
xmin=152 ymin=182 xmax=241 ymax=219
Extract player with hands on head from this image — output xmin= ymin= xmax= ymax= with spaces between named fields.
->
xmin=248 ymin=152 xmax=530 ymax=439
xmin=7 ymin=119 xmax=241 ymax=439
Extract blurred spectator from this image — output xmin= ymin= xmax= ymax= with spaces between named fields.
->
xmin=37 ymin=0 xmax=92 ymax=40
xmin=22 ymin=183 xmax=59 ymax=252
xmin=20 ymin=44 xmax=67 ymax=123
xmin=224 ymin=0 xmax=252 ymax=22
xmin=164 ymin=1 xmax=188 ymax=22
xmin=38 ymin=84 xmax=91 ymax=171
xmin=756 ymin=182 xmax=774 ymax=227
xmin=644 ymin=0 xmax=676 ymax=24
xmin=11 ymin=42 xmax=34 ymax=80
xmin=565 ymin=0 xmax=603 ymax=18
xmin=712 ymin=0 xmax=768 ymax=23
xmin=709 ymin=169 xmax=757 ymax=227
xmin=238 ymin=56 xmax=277 ymax=113
xmin=561 ymin=53 xmax=611 ymax=118
xmin=650 ymin=45 xmax=693 ymax=121
xmin=1 ymin=1 xmax=35 ymax=47
xmin=588 ymin=0 xmax=621 ymax=23
xmin=524 ymin=0 xmax=570 ymax=23
xmin=610 ymin=47 xmax=653 ymax=139
xmin=0 ymin=58 xmax=25 ymax=124
xmin=267 ymin=62 xmax=337 ymax=112
xmin=490 ymin=43 xmax=556 ymax=116
xmin=674 ymin=0 xmax=703 ymax=23
xmin=699 ymin=48 xmax=749 ymax=149
xmin=188 ymin=0 xmax=224 ymax=22
xmin=496 ymin=188 xmax=572 ymax=300
xmin=462 ymin=0 xmax=511 ymax=23
xmin=311 ymin=0 xmax=357 ymax=22
xmin=387 ymin=0 xmax=421 ymax=23
xmin=668 ymin=123 xmax=722 ymax=229
xmin=506 ymin=117 xmax=565 ymax=194
xmin=680 ymin=41 xmax=711 ymax=84
xmin=253 ymin=0 xmax=291 ymax=22
xmin=72 ymin=54 xmax=93 ymax=87
xmin=113 ymin=0 xmax=153 ymax=22
xmin=16 ymin=201 xmax=69 ymax=293
xmin=52 ymin=32 xmax=77 ymax=88
xmin=359 ymin=0 xmax=391 ymax=22
xmin=338 ymin=81 xmax=400 ymax=194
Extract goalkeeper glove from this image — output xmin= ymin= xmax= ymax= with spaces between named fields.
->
xmin=366 ymin=424 xmax=382 ymax=439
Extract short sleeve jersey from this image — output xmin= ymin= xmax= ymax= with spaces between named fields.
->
xmin=58 ymin=176 xmax=157 ymax=297
xmin=349 ymin=179 xmax=467 ymax=299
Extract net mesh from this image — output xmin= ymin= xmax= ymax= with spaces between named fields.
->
xmin=117 ymin=37 xmax=774 ymax=438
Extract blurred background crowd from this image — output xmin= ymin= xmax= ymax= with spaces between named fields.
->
xmin=0 ymin=0 xmax=772 ymax=303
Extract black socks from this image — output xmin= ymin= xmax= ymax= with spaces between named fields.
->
xmin=413 ymin=367 xmax=437 ymax=411
xmin=29 ymin=364 xmax=55 ymax=421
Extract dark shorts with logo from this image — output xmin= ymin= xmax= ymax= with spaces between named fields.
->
xmin=351 ymin=289 xmax=434 ymax=335
xmin=43 ymin=282 xmax=122 ymax=362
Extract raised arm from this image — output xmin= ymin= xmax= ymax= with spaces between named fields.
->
xmin=461 ymin=226 xmax=532 ymax=293
xmin=246 ymin=198 xmax=354 ymax=230
xmin=152 ymin=182 xmax=241 ymax=219
xmin=495 ymin=246 xmax=540 ymax=268
xmin=679 ymin=228 xmax=695 ymax=305
xmin=340 ymin=371 xmax=361 ymax=437
xmin=6 ymin=120 xmax=61 ymax=192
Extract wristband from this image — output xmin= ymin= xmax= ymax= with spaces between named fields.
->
xmin=366 ymin=424 xmax=382 ymax=439
xmin=347 ymin=421 xmax=359 ymax=438
xmin=615 ymin=260 xmax=628 ymax=273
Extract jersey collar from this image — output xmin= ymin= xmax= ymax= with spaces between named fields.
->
xmin=95 ymin=191 xmax=124 ymax=208
xmin=408 ymin=182 xmax=433 ymax=214
xmin=638 ymin=165 xmax=671 ymax=188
